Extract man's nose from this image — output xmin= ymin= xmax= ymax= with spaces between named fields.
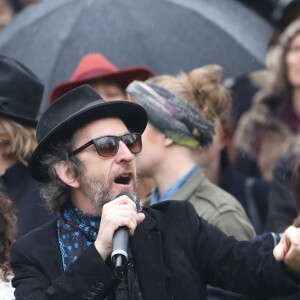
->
xmin=115 ymin=141 xmax=134 ymax=162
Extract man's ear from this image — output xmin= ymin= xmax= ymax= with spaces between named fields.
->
xmin=54 ymin=161 xmax=80 ymax=188
xmin=164 ymin=136 xmax=174 ymax=147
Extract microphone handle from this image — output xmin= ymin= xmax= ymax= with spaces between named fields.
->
xmin=111 ymin=226 xmax=129 ymax=280
xmin=111 ymin=193 xmax=136 ymax=279
xmin=111 ymin=226 xmax=129 ymax=259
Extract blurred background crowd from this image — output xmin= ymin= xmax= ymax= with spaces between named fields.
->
xmin=2 ymin=0 xmax=300 ymax=299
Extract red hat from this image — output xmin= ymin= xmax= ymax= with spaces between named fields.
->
xmin=50 ymin=53 xmax=154 ymax=103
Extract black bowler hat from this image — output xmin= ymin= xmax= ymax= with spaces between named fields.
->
xmin=29 ymin=84 xmax=148 ymax=182
xmin=0 ymin=55 xmax=44 ymax=127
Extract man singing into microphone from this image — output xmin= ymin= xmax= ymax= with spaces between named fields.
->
xmin=9 ymin=84 xmax=300 ymax=299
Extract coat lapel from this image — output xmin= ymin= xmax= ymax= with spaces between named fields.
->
xmin=130 ymin=212 xmax=167 ymax=300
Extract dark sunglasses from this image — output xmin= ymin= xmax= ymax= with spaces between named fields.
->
xmin=69 ymin=133 xmax=142 ymax=157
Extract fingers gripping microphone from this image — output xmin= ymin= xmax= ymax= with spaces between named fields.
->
xmin=111 ymin=193 xmax=135 ymax=280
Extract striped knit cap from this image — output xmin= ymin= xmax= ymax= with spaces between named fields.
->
xmin=126 ymin=80 xmax=214 ymax=149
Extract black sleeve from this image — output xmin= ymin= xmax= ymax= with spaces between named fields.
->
xmin=10 ymin=243 xmax=115 ymax=300
xmin=184 ymin=201 xmax=300 ymax=297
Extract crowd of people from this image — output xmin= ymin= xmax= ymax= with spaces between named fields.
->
xmin=3 ymin=1 xmax=300 ymax=300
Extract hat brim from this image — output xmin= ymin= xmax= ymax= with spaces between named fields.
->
xmin=50 ymin=67 xmax=154 ymax=103
xmin=29 ymin=100 xmax=148 ymax=182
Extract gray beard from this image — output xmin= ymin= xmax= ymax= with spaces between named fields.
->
xmin=79 ymin=174 xmax=114 ymax=208
xmin=78 ymin=171 xmax=138 ymax=209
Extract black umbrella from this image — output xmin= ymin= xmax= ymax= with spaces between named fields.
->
xmin=0 ymin=0 xmax=274 ymax=115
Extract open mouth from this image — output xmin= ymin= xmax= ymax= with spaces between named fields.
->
xmin=114 ymin=173 xmax=131 ymax=185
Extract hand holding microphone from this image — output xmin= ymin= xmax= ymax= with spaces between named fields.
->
xmin=111 ymin=193 xmax=135 ymax=279
xmin=94 ymin=193 xmax=144 ymax=279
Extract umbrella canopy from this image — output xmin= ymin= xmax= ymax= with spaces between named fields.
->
xmin=0 ymin=0 xmax=274 ymax=115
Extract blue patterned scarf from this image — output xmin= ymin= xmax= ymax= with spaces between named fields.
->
xmin=57 ymin=203 xmax=143 ymax=299
xmin=57 ymin=204 xmax=100 ymax=270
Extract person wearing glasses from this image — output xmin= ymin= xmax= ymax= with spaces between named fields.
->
xmin=50 ymin=52 xmax=155 ymax=204
xmin=9 ymin=84 xmax=300 ymax=299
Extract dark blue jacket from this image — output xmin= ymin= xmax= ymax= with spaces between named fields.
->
xmin=1 ymin=161 xmax=53 ymax=237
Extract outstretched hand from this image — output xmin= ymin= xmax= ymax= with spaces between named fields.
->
xmin=273 ymin=226 xmax=300 ymax=274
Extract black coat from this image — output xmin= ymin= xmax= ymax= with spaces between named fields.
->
xmin=265 ymin=153 xmax=298 ymax=233
xmin=10 ymin=201 xmax=300 ymax=300
xmin=219 ymin=150 xmax=270 ymax=234
xmin=1 ymin=162 xmax=53 ymax=237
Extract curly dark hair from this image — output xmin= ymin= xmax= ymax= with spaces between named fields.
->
xmin=0 ymin=188 xmax=16 ymax=281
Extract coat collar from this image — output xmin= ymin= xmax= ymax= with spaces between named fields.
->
xmin=169 ymin=166 xmax=206 ymax=201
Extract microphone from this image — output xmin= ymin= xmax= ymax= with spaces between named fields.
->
xmin=111 ymin=193 xmax=135 ymax=280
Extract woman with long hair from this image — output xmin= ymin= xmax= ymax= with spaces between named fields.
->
xmin=0 ymin=185 xmax=16 ymax=299
xmin=234 ymin=19 xmax=300 ymax=180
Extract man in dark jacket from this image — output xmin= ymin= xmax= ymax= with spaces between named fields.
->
xmin=10 ymin=84 xmax=300 ymax=299
xmin=0 ymin=55 xmax=52 ymax=237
